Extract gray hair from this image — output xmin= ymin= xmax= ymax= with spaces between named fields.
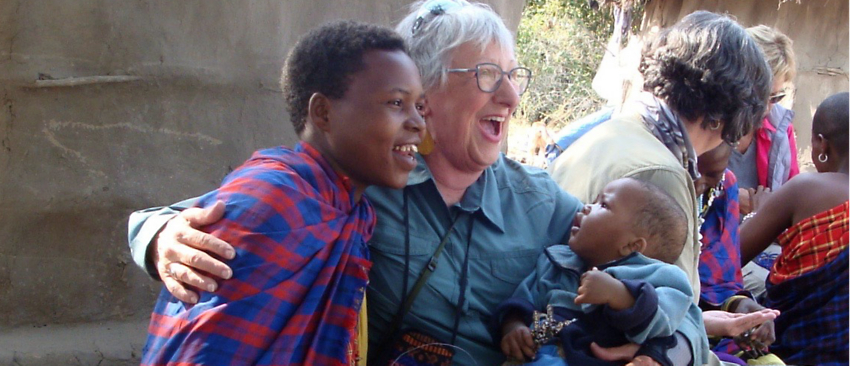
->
xmin=395 ymin=0 xmax=515 ymax=91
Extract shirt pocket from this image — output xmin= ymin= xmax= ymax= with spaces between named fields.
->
xmin=488 ymin=248 xmax=541 ymax=285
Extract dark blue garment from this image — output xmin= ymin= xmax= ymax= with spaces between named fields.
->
xmin=763 ymin=248 xmax=849 ymax=366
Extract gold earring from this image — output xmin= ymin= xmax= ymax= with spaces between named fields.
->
xmin=418 ymin=129 xmax=435 ymax=155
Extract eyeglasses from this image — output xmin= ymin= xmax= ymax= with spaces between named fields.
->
xmin=769 ymin=91 xmax=786 ymax=104
xmin=446 ymin=63 xmax=533 ymax=95
xmin=411 ymin=0 xmax=463 ymax=36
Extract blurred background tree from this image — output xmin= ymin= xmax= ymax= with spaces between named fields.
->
xmin=515 ymin=0 xmax=642 ymax=131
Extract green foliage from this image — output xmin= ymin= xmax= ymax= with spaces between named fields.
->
xmin=516 ymin=0 xmax=617 ymax=130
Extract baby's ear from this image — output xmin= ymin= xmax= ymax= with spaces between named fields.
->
xmin=620 ymin=237 xmax=647 ymax=257
xmin=307 ymin=92 xmax=331 ymax=132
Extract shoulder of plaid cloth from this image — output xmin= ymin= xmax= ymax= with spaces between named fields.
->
xmin=142 ymin=143 xmax=374 ymax=366
xmin=771 ymin=200 xmax=848 ymax=284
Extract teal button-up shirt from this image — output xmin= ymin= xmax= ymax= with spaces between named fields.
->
xmin=366 ymin=154 xmax=582 ymax=366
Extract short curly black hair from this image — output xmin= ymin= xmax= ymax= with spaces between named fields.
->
xmin=640 ymin=11 xmax=772 ymax=144
xmin=281 ymin=20 xmax=407 ymax=135
xmin=629 ymin=178 xmax=688 ymax=264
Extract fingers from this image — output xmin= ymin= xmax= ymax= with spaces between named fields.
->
xmin=501 ymin=334 xmax=528 ymax=361
xmin=590 ymin=342 xmax=640 ymax=362
xmin=182 ymin=200 xmax=227 ymax=227
xmin=157 ymin=203 xmax=235 ymax=280
xmin=177 ymin=224 xmax=235 ymax=260
xmin=159 ymin=263 xmax=200 ymax=304
xmin=501 ymin=327 xmax=536 ymax=361
xmin=175 ymin=202 xmax=236 ymax=261
xmin=728 ymin=310 xmax=777 ymax=336
xmin=520 ymin=328 xmax=536 ymax=359
xmin=160 ymin=237 xmax=232 ymax=285
xmin=703 ymin=309 xmax=780 ymax=337
xmin=167 ymin=261 xmax=219 ymax=292
xmin=626 ymin=355 xmax=662 ymax=366
xmin=574 ymin=293 xmax=587 ymax=304
xmin=752 ymin=321 xmax=776 ymax=348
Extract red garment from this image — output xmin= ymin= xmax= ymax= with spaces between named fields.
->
xmin=142 ymin=142 xmax=375 ymax=366
xmin=770 ymin=201 xmax=849 ymax=284
xmin=754 ymin=106 xmax=799 ymax=189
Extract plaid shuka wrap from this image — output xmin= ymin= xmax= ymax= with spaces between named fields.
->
xmin=142 ymin=142 xmax=375 ymax=366
xmin=698 ymin=170 xmax=744 ymax=306
xmin=770 ymin=201 xmax=849 ymax=284
xmin=763 ymin=201 xmax=849 ymax=366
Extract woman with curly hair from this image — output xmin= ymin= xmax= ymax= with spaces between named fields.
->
xmin=549 ymin=10 xmax=773 ymax=364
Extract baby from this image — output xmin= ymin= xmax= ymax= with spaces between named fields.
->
xmin=498 ymin=177 xmax=708 ymax=366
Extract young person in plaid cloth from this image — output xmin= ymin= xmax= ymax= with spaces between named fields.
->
xmin=740 ymin=92 xmax=849 ymax=366
xmin=140 ymin=20 xmax=425 ymax=366
xmin=695 ymin=143 xmax=783 ymax=365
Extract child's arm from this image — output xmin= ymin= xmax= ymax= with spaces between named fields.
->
xmin=574 ymin=267 xmax=635 ymax=310
xmin=577 ymin=266 xmax=694 ymax=343
xmin=500 ymin=314 xmax=536 ymax=361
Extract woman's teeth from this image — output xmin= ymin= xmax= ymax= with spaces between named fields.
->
xmin=393 ymin=144 xmax=418 ymax=153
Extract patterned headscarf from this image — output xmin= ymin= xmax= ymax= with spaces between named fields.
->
xmin=633 ymin=91 xmax=700 ymax=181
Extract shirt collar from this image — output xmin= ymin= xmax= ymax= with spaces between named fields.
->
xmin=406 ymin=153 xmax=506 ymax=232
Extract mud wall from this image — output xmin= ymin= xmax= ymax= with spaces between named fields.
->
xmin=0 ymin=0 xmax=524 ymax=328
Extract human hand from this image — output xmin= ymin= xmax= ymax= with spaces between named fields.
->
xmin=500 ymin=321 xmax=536 ymax=361
xmin=589 ymin=342 xmax=661 ymax=366
xmin=749 ymin=185 xmax=772 ymax=212
xmin=738 ymin=188 xmax=754 ymax=216
xmin=702 ymin=309 xmax=779 ymax=338
xmin=576 ymin=268 xmax=632 ymax=310
xmin=743 ymin=318 xmax=776 ymax=351
xmin=152 ymin=200 xmax=235 ymax=303
xmin=626 ymin=355 xmax=663 ymax=366
xmin=729 ymin=299 xmax=777 ymax=350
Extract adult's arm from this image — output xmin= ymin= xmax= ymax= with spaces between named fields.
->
xmin=128 ymin=197 xmax=235 ymax=303
xmin=739 ymin=177 xmax=797 ymax=264
xmin=129 ymin=198 xmax=193 ymax=276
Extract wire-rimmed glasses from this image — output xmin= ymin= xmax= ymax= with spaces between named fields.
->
xmin=446 ymin=63 xmax=532 ymax=95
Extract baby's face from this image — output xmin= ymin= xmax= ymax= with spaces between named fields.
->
xmin=568 ymin=179 xmax=644 ymax=267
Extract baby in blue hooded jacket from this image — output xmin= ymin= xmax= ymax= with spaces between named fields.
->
xmin=498 ymin=178 xmax=709 ymax=366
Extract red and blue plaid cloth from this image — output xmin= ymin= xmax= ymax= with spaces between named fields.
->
xmin=698 ymin=169 xmax=744 ymax=307
xmin=141 ymin=142 xmax=375 ymax=366
xmin=764 ymin=201 xmax=848 ymax=366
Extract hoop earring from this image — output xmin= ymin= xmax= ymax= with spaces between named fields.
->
xmin=709 ymin=120 xmax=721 ymax=131
xmin=818 ymin=153 xmax=828 ymax=163
xmin=418 ymin=129 xmax=435 ymax=156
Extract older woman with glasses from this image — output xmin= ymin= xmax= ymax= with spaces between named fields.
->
xmin=128 ymin=1 xmax=584 ymax=365
xmin=127 ymin=2 xmax=767 ymax=365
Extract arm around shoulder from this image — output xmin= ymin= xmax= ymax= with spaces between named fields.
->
xmin=128 ymin=197 xmax=199 ymax=279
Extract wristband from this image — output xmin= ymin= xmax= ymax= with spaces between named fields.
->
xmin=721 ymin=295 xmax=751 ymax=312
